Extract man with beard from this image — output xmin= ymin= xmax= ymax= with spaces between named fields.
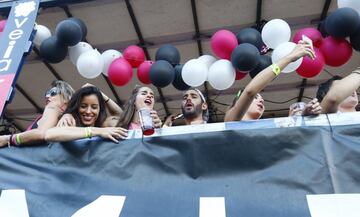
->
xmin=163 ymin=88 xmax=208 ymax=126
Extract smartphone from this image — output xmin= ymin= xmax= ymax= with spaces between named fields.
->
xmin=302 ymin=35 xmax=313 ymax=50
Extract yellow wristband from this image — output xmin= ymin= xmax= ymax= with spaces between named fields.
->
xmin=85 ymin=127 xmax=92 ymax=138
xmin=88 ymin=127 xmax=92 ymax=138
xmin=16 ymin=134 xmax=22 ymax=145
xmin=270 ymin=64 xmax=281 ymax=76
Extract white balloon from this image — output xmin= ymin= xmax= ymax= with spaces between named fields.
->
xmin=69 ymin=42 xmax=93 ymax=65
xmin=76 ymin=49 xmax=104 ymax=79
xmin=33 ymin=24 xmax=51 ymax=47
xmin=208 ymin=59 xmax=235 ymax=90
xmin=198 ymin=55 xmax=217 ymax=69
xmin=338 ymin=0 xmax=360 ymax=15
xmin=261 ymin=19 xmax=291 ymax=49
xmin=101 ymin=49 xmax=122 ymax=76
xmin=182 ymin=59 xmax=208 ymax=87
xmin=271 ymin=42 xmax=302 ymax=73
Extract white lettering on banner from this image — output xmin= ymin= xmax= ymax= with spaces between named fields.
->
xmin=199 ymin=197 xmax=226 ymax=217
xmin=0 ymin=59 xmax=12 ymax=71
xmin=14 ymin=18 xmax=28 ymax=29
xmin=0 ymin=189 xmax=30 ymax=217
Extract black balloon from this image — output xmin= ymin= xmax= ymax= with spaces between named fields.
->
xmin=150 ymin=60 xmax=175 ymax=88
xmin=325 ymin=7 xmax=360 ymax=38
xmin=350 ymin=26 xmax=360 ymax=52
xmin=231 ymin=43 xmax=260 ymax=71
xmin=236 ymin=28 xmax=265 ymax=52
xmin=40 ymin=36 xmax=68 ymax=63
xmin=55 ymin=19 xmax=82 ymax=46
xmin=172 ymin=64 xmax=190 ymax=91
xmin=249 ymin=55 xmax=272 ymax=79
xmin=155 ymin=44 xmax=180 ymax=65
xmin=68 ymin=17 xmax=87 ymax=40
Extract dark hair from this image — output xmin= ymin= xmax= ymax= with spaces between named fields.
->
xmin=63 ymin=86 xmax=107 ymax=127
xmin=117 ymin=85 xmax=144 ymax=128
xmin=316 ymin=76 xmax=342 ymax=102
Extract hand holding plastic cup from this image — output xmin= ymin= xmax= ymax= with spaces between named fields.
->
xmin=138 ymin=108 xmax=155 ymax=135
xmin=289 ymin=102 xmax=306 ymax=116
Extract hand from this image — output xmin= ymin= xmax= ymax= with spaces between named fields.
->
xmin=150 ymin=110 xmax=162 ymax=128
xmin=0 ymin=135 xmax=10 ymax=148
xmin=302 ymin=98 xmax=322 ymax=116
xmin=163 ymin=114 xmax=177 ymax=127
xmin=57 ymin=114 xmax=76 ymax=127
xmin=288 ymin=41 xmax=316 ymax=62
xmin=98 ymin=127 xmax=128 ymax=143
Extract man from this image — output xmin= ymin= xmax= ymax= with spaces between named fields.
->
xmin=316 ymin=67 xmax=360 ymax=113
xmin=164 ymin=88 xmax=208 ymax=126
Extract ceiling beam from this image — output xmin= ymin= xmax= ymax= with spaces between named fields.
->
xmin=190 ymin=0 xmax=215 ymax=122
xmin=256 ymin=0 xmax=263 ymax=27
xmin=60 ymin=5 xmax=124 ymax=107
xmin=15 ymin=84 xmax=43 ymax=113
xmin=124 ymin=0 xmax=170 ymax=117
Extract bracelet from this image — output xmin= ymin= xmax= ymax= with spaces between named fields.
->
xmin=270 ymin=64 xmax=281 ymax=76
xmin=16 ymin=134 xmax=22 ymax=145
xmin=105 ymin=98 xmax=110 ymax=103
xmin=85 ymin=127 xmax=92 ymax=138
xmin=7 ymin=135 xmax=11 ymax=148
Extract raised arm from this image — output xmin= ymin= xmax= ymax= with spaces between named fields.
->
xmin=224 ymin=42 xmax=315 ymax=122
xmin=45 ymin=126 xmax=128 ymax=143
xmin=321 ymin=67 xmax=360 ymax=113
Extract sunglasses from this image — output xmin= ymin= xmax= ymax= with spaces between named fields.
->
xmin=45 ymin=87 xmax=60 ymax=98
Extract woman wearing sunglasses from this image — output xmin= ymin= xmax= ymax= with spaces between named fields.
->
xmin=0 ymin=80 xmax=74 ymax=147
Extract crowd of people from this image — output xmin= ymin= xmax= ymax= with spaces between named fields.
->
xmin=0 ymin=41 xmax=359 ymax=147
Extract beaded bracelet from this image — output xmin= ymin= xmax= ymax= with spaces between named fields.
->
xmin=270 ymin=64 xmax=281 ymax=76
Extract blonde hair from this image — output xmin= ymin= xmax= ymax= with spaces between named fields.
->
xmin=51 ymin=80 xmax=74 ymax=102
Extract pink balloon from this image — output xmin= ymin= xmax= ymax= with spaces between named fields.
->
xmin=211 ymin=30 xmax=238 ymax=60
xmin=0 ymin=20 xmax=7 ymax=32
xmin=320 ymin=37 xmax=352 ymax=67
xmin=296 ymin=48 xmax=325 ymax=78
xmin=235 ymin=70 xmax=247 ymax=80
xmin=137 ymin=60 xmax=153 ymax=84
xmin=123 ymin=45 xmax=145 ymax=68
xmin=108 ymin=58 xmax=133 ymax=86
xmin=293 ymin=27 xmax=323 ymax=48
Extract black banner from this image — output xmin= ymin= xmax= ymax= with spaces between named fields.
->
xmin=1 ymin=123 xmax=360 ymax=216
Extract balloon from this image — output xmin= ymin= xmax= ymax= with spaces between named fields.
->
xmin=182 ymin=59 xmax=208 ymax=87
xmin=236 ymin=28 xmax=265 ymax=52
xmin=137 ymin=60 xmax=153 ymax=84
xmin=319 ymin=20 xmax=329 ymax=37
xmin=211 ymin=30 xmax=238 ymax=59
xmin=249 ymin=55 xmax=272 ymax=78
xmin=101 ymin=49 xmax=122 ymax=76
xmin=55 ymin=19 xmax=82 ymax=46
xmin=149 ymin=60 xmax=175 ymax=87
xmin=231 ymin=43 xmax=260 ymax=71
xmin=0 ymin=19 xmax=6 ymax=32
xmin=33 ymin=24 xmax=52 ymax=47
xmin=293 ymin=28 xmax=323 ymax=48
xmin=261 ymin=19 xmax=291 ymax=49
xmin=173 ymin=64 xmax=190 ymax=91
xmin=235 ymin=70 xmax=247 ymax=80
xmin=69 ymin=42 xmax=93 ymax=65
xmin=320 ymin=36 xmax=352 ymax=67
xmin=296 ymin=48 xmax=325 ymax=78
xmin=338 ymin=0 xmax=360 ymax=15
xmin=208 ymin=60 xmax=236 ymax=90
xmin=76 ymin=49 xmax=104 ymax=79
xmin=108 ymin=58 xmax=133 ymax=86
xmin=350 ymin=25 xmax=360 ymax=51
xmin=325 ymin=7 xmax=360 ymax=38
xmin=39 ymin=36 xmax=68 ymax=63
xmin=198 ymin=55 xmax=217 ymax=69
xmin=155 ymin=44 xmax=180 ymax=65
xmin=123 ymin=45 xmax=145 ymax=68
xmin=271 ymin=42 xmax=302 ymax=73
xmin=68 ymin=17 xmax=87 ymax=40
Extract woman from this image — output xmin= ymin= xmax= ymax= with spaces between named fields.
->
xmin=45 ymin=86 xmax=128 ymax=143
xmin=0 ymin=80 xmax=74 ymax=147
xmin=117 ymin=85 xmax=162 ymax=129
xmin=225 ymin=41 xmax=316 ymax=122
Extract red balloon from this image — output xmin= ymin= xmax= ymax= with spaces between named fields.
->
xmin=235 ymin=70 xmax=247 ymax=80
xmin=123 ymin=45 xmax=145 ymax=68
xmin=319 ymin=37 xmax=352 ymax=67
xmin=0 ymin=19 xmax=7 ymax=32
xmin=211 ymin=30 xmax=238 ymax=60
xmin=137 ymin=60 xmax=153 ymax=84
xmin=108 ymin=58 xmax=133 ymax=86
xmin=293 ymin=27 xmax=323 ymax=48
xmin=296 ymin=48 xmax=325 ymax=78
